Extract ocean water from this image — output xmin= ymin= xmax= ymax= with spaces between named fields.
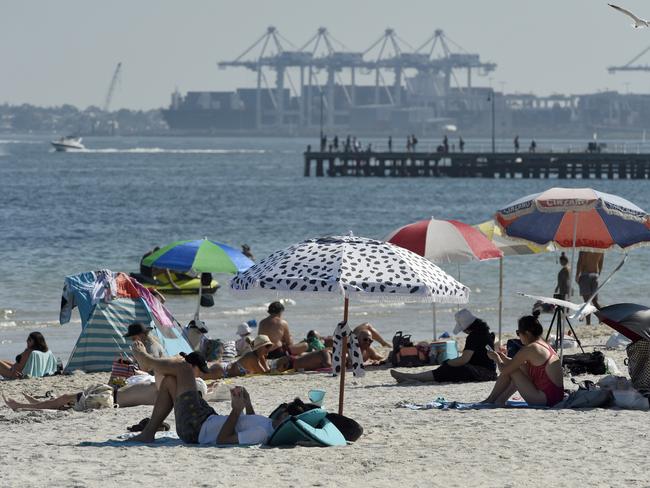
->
xmin=2 ymin=134 xmax=650 ymax=360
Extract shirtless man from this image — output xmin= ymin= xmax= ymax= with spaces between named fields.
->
xmin=258 ymin=302 xmax=294 ymax=359
xmin=353 ymin=323 xmax=391 ymax=347
xmin=356 ymin=330 xmax=386 ymax=366
xmin=575 ymin=251 xmax=604 ymax=325
xmin=203 ymin=335 xmax=274 ymax=379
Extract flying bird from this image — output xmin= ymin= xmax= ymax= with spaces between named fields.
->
xmin=609 ymin=3 xmax=649 ymax=28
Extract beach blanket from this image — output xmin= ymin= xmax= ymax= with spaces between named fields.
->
xmin=396 ymin=399 xmax=549 ymax=410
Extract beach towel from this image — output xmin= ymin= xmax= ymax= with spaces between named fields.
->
xmin=22 ymin=350 xmax=58 ymax=378
xmin=396 ymin=399 xmax=548 ymax=410
xmin=332 ymin=322 xmax=364 ymax=378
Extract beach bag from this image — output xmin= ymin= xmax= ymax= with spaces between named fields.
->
xmin=563 ymin=351 xmax=606 ymax=376
xmin=562 ymin=388 xmax=613 ymax=409
xmin=73 ymin=384 xmax=115 ymax=411
xmin=626 ymin=340 xmax=650 ymax=395
xmin=111 ymin=357 xmax=137 ymax=378
xmin=429 ymin=341 xmax=459 ymax=365
xmin=391 ymin=331 xmax=425 ymax=367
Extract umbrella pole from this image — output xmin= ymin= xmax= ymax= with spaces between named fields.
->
xmin=338 ymin=297 xmax=349 ymax=415
xmin=432 ymin=304 xmax=437 ymax=340
xmin=563 ymin=212 xmax=579 ymax=366
xmin=498 ymin=257 xmax=503 ymax=347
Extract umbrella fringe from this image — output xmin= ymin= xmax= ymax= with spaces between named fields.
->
xmin=229 ymin=285 xmax=470 ymax=305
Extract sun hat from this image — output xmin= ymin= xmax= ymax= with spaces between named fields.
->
xmin=237 ymin=323 xmax=252 ymax=337
xmin=179 ymin=351 xmax=210 ymax=374
xmin=123 ymin=322 xmax=153 ymax=338
xmin=453 ymin=309 xmax=478 ymax=335
xmin=252 ymin=334 xmax=273 ymax=351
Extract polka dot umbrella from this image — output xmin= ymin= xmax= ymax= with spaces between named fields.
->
xmin=230 ymin=234 xmax=469 ymax=414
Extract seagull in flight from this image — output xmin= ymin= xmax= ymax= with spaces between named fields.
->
xmin=609 ymin=3 xmax=649 ymax=28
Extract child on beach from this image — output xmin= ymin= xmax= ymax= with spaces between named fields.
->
xmin=555 ymin=252 xmax=570 ymax=300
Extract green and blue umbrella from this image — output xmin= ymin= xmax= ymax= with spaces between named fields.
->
xmin=142 ymin=238 xmax=254 ymax=275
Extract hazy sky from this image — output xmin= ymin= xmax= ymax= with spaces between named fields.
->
xmin=2 ymin=0 xmax=650 ymax=110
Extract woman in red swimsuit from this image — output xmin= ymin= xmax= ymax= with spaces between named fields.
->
xmin=483 ymin=313 xmax=564 ymax=407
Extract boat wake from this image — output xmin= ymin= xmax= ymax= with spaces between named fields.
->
xmin=81 ymin=148 xmax=270 ymax=154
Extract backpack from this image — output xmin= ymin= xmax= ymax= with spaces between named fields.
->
xmin=73 ymin=384 xmax=115 ymax=411
xmin=391 ymin=331 xmax=427 ymax=367
xmin=563 ymin=351 xmax=606 ymax=376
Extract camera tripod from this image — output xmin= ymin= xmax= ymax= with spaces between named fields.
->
xmin=544 ymin=305 xmax=585 ymax=355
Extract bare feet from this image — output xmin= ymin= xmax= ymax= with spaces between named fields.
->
xmin=2 ymin=393 xmax=20 ymax=411
xmin=130 ymin=341 xmax=153 ymax=371
xmin=126 ymin=432 xmax=156 ymax=443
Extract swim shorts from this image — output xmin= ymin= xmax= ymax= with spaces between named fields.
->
xmin=578 ymin=273 xmax=599 ymax=298
xmin=174 ymin=390 xmax=216 ymax=444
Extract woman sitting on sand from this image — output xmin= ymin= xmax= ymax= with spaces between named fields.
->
xmin=0 ymin=332 xmax=51 ymax=379
xmin=390 ymin=309 xmax=497 ymax=384
xmin=483 ymin=312 xmax=564 ymax=407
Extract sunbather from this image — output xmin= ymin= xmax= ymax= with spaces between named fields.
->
xmin=483 ymin=313 xmax=564 ymax=407
xmin=354 ymin=323 xmax=391 ymax=347
xmin=127 ymin=341 xmax=288 ymax=444
xmin=0 ymin=332 xmax=50 ymax=379
xmin=273 ymin=349 xmax=332 ymax=372
xmin=390 ymin=309 xmax=497 ymax=383
xmin=356 ymin=330 xmax=386 ymax=365
xmin=203 ymin=335 xmax=274 ymax=379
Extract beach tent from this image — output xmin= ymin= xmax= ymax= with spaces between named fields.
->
xmin=61 ymin=270 xmax=192 ymax=373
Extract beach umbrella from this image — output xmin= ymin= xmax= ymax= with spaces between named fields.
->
xmin=142 ymin=238 xmax=254 ymax=275
xmin=597 ymin=303 xmax=650 ymax=342
xmin=385 ymin=218 xmax=502 ymax=339
xmin=230 ymin=234 xmax=469 ymax=414
xmin=496 ymin=187 xmax=650 ymax=361
xmin=143 ymin=238 xmax=254 ymax=320
xmin=475 ymin=220 xmax=554 ymax=343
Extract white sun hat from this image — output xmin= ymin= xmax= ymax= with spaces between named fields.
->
xmin=453 ymin=308 xmax=478 ymax=335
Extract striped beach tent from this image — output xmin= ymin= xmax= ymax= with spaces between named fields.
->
xmin=62 ymin=272 xmax=191 ymax=373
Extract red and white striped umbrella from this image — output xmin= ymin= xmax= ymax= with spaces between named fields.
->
xmin=386 ymin=218 xmax=503 ymax=264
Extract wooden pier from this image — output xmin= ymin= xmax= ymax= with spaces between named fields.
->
xmin=303 ymin=150 xmax=650 ymax=179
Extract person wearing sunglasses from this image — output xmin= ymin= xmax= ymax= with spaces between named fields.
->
xmin=356 ymin=330 xmax=386 ymax=366
xmin=483 ymin=312 xmax=564 ymax=407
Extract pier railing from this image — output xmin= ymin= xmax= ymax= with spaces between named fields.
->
xmin=303 ymin=150 xmax=650 ymax=179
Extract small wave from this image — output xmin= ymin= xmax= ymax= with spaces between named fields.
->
xmin=0 ymin=321 xmax=17 ymax=328
xmin=80 ymin=148 xmax=269 ymax=154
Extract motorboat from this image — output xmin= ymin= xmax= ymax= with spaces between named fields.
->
xmin=51 ymin=136 xmax=85 ymax=151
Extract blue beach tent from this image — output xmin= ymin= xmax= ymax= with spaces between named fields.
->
xmin=60 ymin=271 xmax=191 ymax=373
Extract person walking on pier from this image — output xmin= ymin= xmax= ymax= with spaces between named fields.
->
xmin=388 ymin=136 xmax=392 ymax=152
xmin=412 ymin=134 xmax=418 ymax=151
xmin=443 ymin=135 xmax=449 ymax=154
xmin=529 ymin=139 xmax=537 ymax=153
xmin=345 ymin=135 xmax=351 ymax=152
xmin=406 ymin=135 xmax=412 ymax=152
xmin=514 ymin=135 xmax=520 ymax=153
xmin=459 ymin=136 xmax=465 ymax=153
xmin=320 ymin=134 xmax=327 ymax=152
xmin=333 ymin=135 xmax=339 ymax=151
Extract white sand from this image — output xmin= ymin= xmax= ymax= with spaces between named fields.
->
xmin=1 ymin=327 xmax=648 ymax=488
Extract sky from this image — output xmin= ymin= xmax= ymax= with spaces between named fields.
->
xmin=2 ymin=0 xmax=650 ymax=110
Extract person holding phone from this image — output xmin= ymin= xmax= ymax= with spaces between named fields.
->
xmin=390 ymin=309 xmax=497 ymax=384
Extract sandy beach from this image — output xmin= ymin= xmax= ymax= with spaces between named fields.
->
xmin=1 ymin=325 xmax=647 ymax=488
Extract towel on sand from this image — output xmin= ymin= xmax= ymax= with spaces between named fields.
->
xmin=396 ymin=399 xmax=548 ymax=410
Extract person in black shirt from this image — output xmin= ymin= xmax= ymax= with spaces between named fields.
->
xmin=390 ymin=309 xmax=497 ymax=383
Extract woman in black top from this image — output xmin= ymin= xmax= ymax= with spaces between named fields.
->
xmin=390 ymin=309 xmax=497 ymax=383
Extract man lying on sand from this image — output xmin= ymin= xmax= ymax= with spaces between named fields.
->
xmin=3 ymin=365 xmax=207 ymax=411
xmin=128 ymin=341 xmax=288 ymax=445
